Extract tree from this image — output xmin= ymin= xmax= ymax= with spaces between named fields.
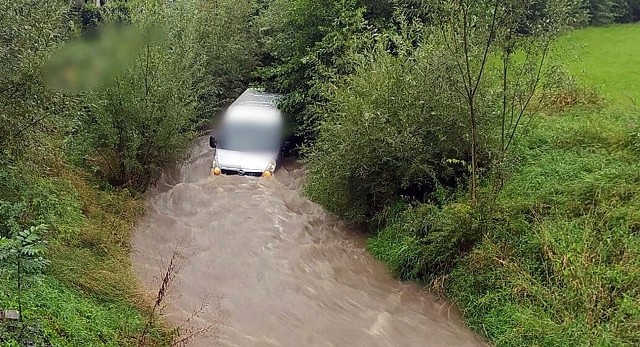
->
xmin=430 ymin=0 xmax=575 ymax=204
xmin=0 ymin=0 xmax=74 ymax=161
xmin=256 ymin=0 xmax=370 ymax=147
xmin=66 ymin=0 xmax=259 ymax=190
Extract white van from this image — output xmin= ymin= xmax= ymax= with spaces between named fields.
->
xmin=209 ymin=88 xmax=283 ymax=177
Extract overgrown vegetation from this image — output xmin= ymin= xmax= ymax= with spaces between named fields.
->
xmin=582 ymin=0 xmax=640 ymax=25
xmin=257 ymin=0 xmax=640 ymax=346
xmin=1 ymin=0 xmax=257 ymax=345
xmin=447 ymin=106 xmax=640 ymax=346
xmin=3 ymin=0 xmax=639 ymax=346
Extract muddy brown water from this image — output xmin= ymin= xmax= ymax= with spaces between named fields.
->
xmin=133 ymin=136 xmax=487 ymax=347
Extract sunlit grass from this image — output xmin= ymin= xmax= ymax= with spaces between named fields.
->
xmin=554 ymin=23 xmax=640 ymax=105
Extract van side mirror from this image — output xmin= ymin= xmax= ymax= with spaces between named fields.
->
xmin=209 ymin=136 xmax=217 ymax=148
xmin=281 ymin=139 xmax=290 ymax=152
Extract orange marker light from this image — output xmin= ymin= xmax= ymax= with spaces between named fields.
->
xmin=212 ymin=167 xmax=222 ymax=176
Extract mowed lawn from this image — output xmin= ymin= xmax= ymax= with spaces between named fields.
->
xmin=555 ymin=23 xmax=640 ymax=104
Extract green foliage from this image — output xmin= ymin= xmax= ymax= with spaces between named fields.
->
xmin=189 ymin=0 xmax=259 ymax=118
xmin=368 ymin=202 xmax=481 ymax=280
xmin=68 ymin=0 xmax=259 ymax=190
xmin=305 ymin=0 xmax=574 ymax=218
xmin=542 ymin=66 xmax=603 ymax=112
xmin=0 ymin=225 xmax=50 ymax=276
xmin=446 ymin=107 xmax=640 ymax=346
xmin=0 ymin=164 xmax=158 ymax=345
xmin=0 ymin=0 xmax=77 ymax=161
xmin=299 ymin=4 xmax=640 ymax=345
xmin=305 ymin=40 xmax=469 ymax=222
xmin=1 ymin=0 xmax=257 ymax=345
xmin=256 ymin=0 xmax=372 ymax=145
xmin=583 ymin=0 xmax=640 ymax=25
xmin=0 ymin=276 xmax=150 ymax=346
xmin=68 ymin=4 xmax=196 ymax=190
xmin=0 ymin=224 xmax=49 ymax=331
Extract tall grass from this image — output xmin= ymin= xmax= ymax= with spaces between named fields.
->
xmin=445 ymin=107 xmax=640 ymax=346
xmin=367 ymin=23 xmax=640 ymax=346
xmin=0 ymin=163 xmax=167 ymax=346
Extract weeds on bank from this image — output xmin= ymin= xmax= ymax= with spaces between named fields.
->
xmin=0 ymin=163 xmax=167 ymax=346
xmin=364 ymin=38 xmax=640 ymax=344
xmin=138 ymin=250 xmax=219 ymax=347
xmin=367 ymin=106 xmax=640 ymax=346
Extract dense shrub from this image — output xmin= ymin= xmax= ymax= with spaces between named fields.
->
xmin=305 ymin=41 xmax=471 ymax=222
xmin=188 ymin=0 xmax=258 ymax=118
xmin=368 ymin=201 xmax=482 ymax=281
xmin=0 ymin=0 xmax=76 ymax=160
xmin=68 ymin=0 xmax=259 ymax=190
xmin=584 ymin=0 xmax=640 ymax=25
xmin=256 ymin=0 xmax=372 ymax=145
xmin=73 ymin=31 xmax=198 ymax=190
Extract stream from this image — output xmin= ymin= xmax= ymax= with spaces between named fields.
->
xmin=132 ymin=135 xmax=486 ymax=347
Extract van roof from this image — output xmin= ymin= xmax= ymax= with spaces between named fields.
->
xmin=224 ymin=88 xmax=283 ymax=124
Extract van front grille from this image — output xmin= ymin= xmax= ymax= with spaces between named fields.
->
xmin=221 ymin=169 xmax=262 ymax=177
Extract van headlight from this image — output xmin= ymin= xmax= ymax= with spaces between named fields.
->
xmin=263 ymin=160 xmax=276 ymax=177
xmin=212 ymin=154 xmax=221 ymax=176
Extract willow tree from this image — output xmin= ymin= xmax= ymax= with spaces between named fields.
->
xmin=429 ymin=0 xmax=578 ymax=205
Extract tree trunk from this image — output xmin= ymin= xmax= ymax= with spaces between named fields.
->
xmin=469 ymin=102 xmax=478 ymax=207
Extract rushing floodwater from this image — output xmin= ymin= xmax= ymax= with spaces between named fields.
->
xmin=132 ymin=136 xmax=486 ymax=347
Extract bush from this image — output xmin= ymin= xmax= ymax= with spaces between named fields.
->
xmin=0 ymin=0 xmax=76 ymax=161
xmin=188 ymin=0 xmax=258 ymax=118
xmin=584 ymin=0 xmax=640 ymax=25
xmin=368 ymin=201 xmax=481 ymax=281
xmin=256 ymin=0 xmax=371 ymax=144
xmin=305 ymin=41 xmax=471 ymax=223
xmin=69 ymin=0 xmax=259 ymax=191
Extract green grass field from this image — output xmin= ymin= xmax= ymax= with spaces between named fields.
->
xmin=369 ymin=23 xmax=640 ymax=346
xmin=449 ymin=24 xmax=640 ymax=346
xmin=555 ymin=23 xmax=640 ymax=105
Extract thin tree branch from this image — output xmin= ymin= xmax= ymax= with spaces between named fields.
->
xmin=504 ymin=41 xmax=550 ymax=152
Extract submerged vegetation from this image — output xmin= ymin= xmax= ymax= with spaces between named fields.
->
xmin=2 ymin=0 xmax=639 ymax=346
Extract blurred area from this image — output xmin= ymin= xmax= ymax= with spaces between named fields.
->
xmin=43 ymin=23 xmax=165 ymax=93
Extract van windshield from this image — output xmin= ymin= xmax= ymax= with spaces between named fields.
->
xmin=218 ymin=121 xmax=282 ymax=153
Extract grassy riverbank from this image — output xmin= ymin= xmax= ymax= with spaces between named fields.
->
xmin=0 ymin=164 xmax=163 ymax=345
xmin=368 ymin=23 xmax=640 ymax=346
xmin=1 ymin=1 xmax=257 ymax=345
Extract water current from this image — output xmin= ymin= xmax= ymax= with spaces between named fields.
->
xmin=132 ymin=136 xmax=486 ymax=347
